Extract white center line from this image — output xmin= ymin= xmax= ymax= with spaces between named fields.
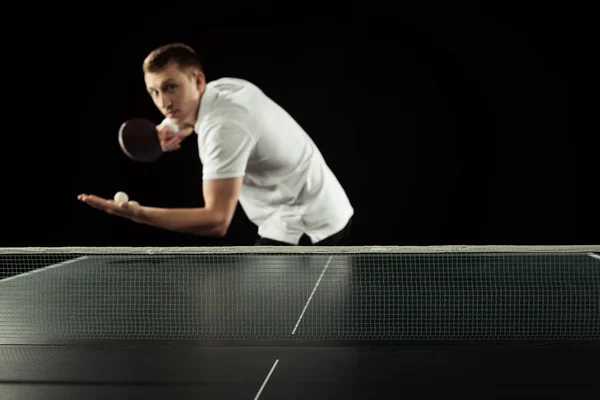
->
xmin=292 ymin=255 xmax=333 ymax=335
xmin=254 ymin=359 xmax=279 ymax=400
xmin=588 ymin=253 xmax=600 ymax=261
xmin=0 ymin=256 xmax=89 ymax=283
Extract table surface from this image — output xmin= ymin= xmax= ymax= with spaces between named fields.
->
xmin=1 ymin=251 xmax=599 ymax=399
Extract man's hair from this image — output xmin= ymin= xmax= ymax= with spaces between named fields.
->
xmin=143 ymin=43 xmax=204 ymax=74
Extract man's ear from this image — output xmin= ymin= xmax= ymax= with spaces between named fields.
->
xmin=195 ymin=70 xmax=206 ymax=91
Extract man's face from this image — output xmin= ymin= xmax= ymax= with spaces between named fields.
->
xmin=144 ymin=63 xmax=205 ymax=126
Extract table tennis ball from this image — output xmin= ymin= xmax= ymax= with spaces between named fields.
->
xmin=114 ymin=191 xmax=129 ymax=204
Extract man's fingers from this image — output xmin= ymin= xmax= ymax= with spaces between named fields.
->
xmin=78 ymin=194 xmax=112 ymax=211
xmin=78 ymin=194 xmax=93 ymax=203
xmin=165 ymin=136 xmax=183 ymax=144
xmin=161 ymin=136 xmax=183 ymax=152
xmin=78 ymin=194 xmax=103 ymax=204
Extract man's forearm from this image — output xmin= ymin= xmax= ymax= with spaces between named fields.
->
xmin=135 ymin=206 xmax=228 ymax=237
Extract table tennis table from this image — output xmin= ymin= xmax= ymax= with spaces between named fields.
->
xmin=1 ymin=245 xmax=599 ymax=399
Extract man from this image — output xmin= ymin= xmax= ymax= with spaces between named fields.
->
xmin=78 ymin=43 xmax=353 ymax=245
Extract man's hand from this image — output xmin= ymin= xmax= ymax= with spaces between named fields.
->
xmin=156 ymin=123 xmax=194 ymax=152
xmin=77 ymin=178 xmax=243 ymax=237
xmin=77 ymin=194 xmax=142 ymax=222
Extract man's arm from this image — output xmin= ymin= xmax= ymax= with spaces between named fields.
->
xmin=78 ymin=119 xmax=252 ymax=237
xmin=135 ymin=177 xmax=242 ymax=237
xmin=77 ymin=177 xmax=242 ymax=237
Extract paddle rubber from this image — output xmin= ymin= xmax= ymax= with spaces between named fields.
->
xmin=118 ymin=118 xmax=162 ymax=162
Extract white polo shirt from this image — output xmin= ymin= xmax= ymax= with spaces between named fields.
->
xmin=191 ymin=77 xmax=354 ymax=244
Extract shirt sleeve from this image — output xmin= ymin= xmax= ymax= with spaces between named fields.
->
xmin=200 ymin=121 xmax=255 ymax=180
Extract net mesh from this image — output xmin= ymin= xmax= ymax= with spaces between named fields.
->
xmin=1 ymin=246 xmax=599 ymax=342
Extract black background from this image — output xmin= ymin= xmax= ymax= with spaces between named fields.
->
xmin=3 ymin=4 xmax=597 ymax=247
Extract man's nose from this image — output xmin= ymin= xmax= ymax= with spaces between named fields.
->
xmin=158 ymin=94 xmax=173 ymax=109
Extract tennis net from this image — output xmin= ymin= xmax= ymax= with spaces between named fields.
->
xmin=1 ymin=245 xmax=599 ymax=343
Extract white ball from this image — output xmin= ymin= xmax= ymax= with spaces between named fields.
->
xmin=113 ymin=191 xmax=129 ymax=204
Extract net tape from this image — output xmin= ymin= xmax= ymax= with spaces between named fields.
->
xmin=1 ymin=245 xmax=600 ymax=254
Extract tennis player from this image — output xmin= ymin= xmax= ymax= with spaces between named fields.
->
xmin=78 ymin=43 xmax=354 ymax=246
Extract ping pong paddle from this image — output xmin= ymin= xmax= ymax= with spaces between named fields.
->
xmin=118 ymin=118 xmax=163 ymax=162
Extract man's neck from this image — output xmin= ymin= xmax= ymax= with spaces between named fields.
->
xmin=188 ymin=90 xmax=204 ymax=130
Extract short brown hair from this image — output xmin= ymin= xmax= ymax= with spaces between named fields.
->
xmin=143 ymin=43 xmax=204 ymax=74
